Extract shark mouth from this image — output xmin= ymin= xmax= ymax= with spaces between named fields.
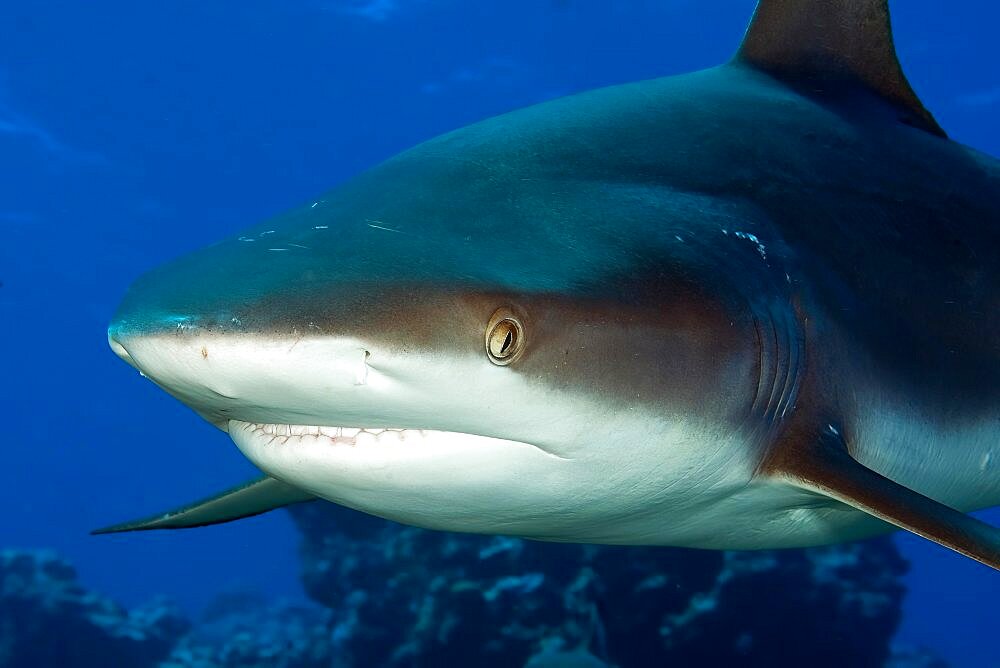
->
xmin=228 ymin=420 xmax=566 ymax=462
xmin=227 ymin=419 xmax=570 ymax=523
xmin=224 ymin=418 xmax=575 ymax=540
xmin=234 ymin=422 xmax=430 ymax=447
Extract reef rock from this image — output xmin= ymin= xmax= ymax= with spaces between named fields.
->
xmin=162 ymin=590 xmax=333 ymax=668
xmin=0 ymin=549 xmax=188 ymax=668
xmin=290 ymin=503 xmax=909 ymax=668
xmin=885 ymin=645 xmax=951 ymax=668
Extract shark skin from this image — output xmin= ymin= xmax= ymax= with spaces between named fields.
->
xmin=98 ymin=1 xmax=1000 ymax=569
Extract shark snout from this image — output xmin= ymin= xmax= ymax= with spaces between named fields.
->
xmin=106 ymin=318 xmax=383 ymax=429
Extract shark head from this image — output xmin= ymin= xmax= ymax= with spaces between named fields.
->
xmin=108 ymin=89 xmax=765 ymax=544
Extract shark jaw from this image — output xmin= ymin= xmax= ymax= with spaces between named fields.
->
xmin=227 ymin=419 xmax=578 ymax=536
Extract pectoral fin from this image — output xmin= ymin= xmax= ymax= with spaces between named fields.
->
xmin=92 ymin=475 xmax=315 ymax=534
xmin=767 ymin=426 xmax=1000 ymax=571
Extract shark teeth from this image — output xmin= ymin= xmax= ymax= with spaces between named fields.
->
xmin=244 ymin=422 xmax=416 ymax=446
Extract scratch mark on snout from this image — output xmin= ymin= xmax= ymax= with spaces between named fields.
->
xmin=288 ymin=329 xmax=303 ymax=353
xmin=366 ymin=219 xmax=405 ymax=234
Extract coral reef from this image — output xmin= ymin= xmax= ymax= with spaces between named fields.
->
xmin=0 ymin=519 xmax=948 ymax=667
xmin=290 ymin=503 xmax=910 ymax=668
xmin=885 ymin=645 xmax=951 ymax=668
xmin=162 ymin=590 xmax=332 ymax=668
xmin=0 ymin=549 xmax=187 ymax=667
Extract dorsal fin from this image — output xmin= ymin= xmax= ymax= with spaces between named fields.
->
xmin=736 ymin=0 xmax=946 ymax=137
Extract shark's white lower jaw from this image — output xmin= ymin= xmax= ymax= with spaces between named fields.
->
xmin=228 ymin=419 xmax=569 ymax=534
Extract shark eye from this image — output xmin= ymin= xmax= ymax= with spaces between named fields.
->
xmin=486 ymin=308 xmax=525 ymax=365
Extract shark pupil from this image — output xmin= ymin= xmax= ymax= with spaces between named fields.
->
xmin=500 ymin=329 xmax=514 ymax=354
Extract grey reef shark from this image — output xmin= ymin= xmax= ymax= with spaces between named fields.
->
xmin=98 ymin=0 xmax=1000 ymax=571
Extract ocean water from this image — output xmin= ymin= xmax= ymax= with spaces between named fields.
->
xmin=0 ymin=1 xmax=996 ymax=666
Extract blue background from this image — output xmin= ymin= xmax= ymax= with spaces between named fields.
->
xmin=0 ymin=1 xmax=996 ymax=665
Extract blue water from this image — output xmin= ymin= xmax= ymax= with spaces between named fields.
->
xmin=0 ymin=1 xmax=996 ymax=665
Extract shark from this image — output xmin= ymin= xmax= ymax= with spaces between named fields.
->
xmin=97 ymin=0 xmax=1000 ymax=571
